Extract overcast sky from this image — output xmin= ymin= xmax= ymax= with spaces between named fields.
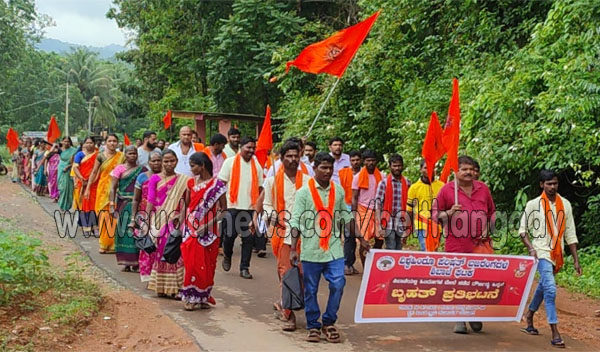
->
xmin=36 ymin=0 xmax=127 ymax=47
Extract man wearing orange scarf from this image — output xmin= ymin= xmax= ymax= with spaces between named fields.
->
xmin=261 ymin=141 xmax=308 ymax=331
xmin=218 ymin=137 xmax=263 ymax=279
xmin=519 ymin=169 xmax=581 ymax=349
xmin=203 ymin=133 xmax=228 ymax=176
xmin=290 ymin=152 xmax=369 ymax=343
xmin=351 ymin=150 xmax=383 ymax=267
xmin=339 ymin=150 xmax=362 ymax=275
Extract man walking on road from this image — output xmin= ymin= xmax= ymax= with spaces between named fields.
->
xmin=137 ymin=131 xmax=161 ymax=167
xmin=434 ymin=155 xmax=496 ymax=334
xmin=168 ymin=126 xmax=203 ymax=177
xmin=519 ymin=169 xmax=581 ymax=349
xmin=223 ymin=128 xmax=241 ymax=158
xmin=339 ymin=150 xmax=361 ymax=275
xmin=290 ymin=152 xmax=369 ymax=343
xmin=328 ymin=137 xmax=350 ymax=185
xmin=202 ymin=133 xmax=228 ymax=177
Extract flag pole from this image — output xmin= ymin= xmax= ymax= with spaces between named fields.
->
xmin=453 ymin=171 xmax=458 ymax=205
xmin=305 ymin=76 xmax=341 ymax=138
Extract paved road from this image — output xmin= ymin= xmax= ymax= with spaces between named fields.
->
xmin=31 ymin=190 xmax=591 ymax=351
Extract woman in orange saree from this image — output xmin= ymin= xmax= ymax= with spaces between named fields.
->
xmin=72 ymin=137 xmax=99 ymax=237
xmin=86 ymin=134 xmax=124 ymax=254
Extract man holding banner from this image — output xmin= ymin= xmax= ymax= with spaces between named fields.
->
xmin=434 ymin=155 xmax=496 ymax=334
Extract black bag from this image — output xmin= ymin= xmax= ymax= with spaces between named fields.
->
xmin=161 ymin=229 xmax=182 ymax=264
xmin=281 ymin=266 xmax=304 ymax=311
xmin=135 ymin=234 xmax=156 ymax=254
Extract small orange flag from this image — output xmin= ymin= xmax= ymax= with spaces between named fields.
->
xmin=421 ymin=111 xmax=446 ymax=182
xmin=163 ymin=110 xmax=172 ymax=129
xmin=286 ymin=11 xmax=380 ymax=78
xmin=47 ymin=115 xmax=61 ymax=143
xmin=255 ymin=105 xmax=273 ymax=168
xmin=6 ymin=128 xmax=19 ymax=154
xmin=440 ymin=78 xmax=461 ymax=183
xmin=124 ymin=133 xmax=131 ymax=146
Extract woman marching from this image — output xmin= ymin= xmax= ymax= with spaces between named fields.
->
xmin=86 ymin=134 xmax=124 ymax=254
xmin=181 ymin=152 xmax=227 ymax=311
xmin=73 ymin=137 xmax=99 ymax=237
xmin=45 ymin=143 xmax=61 ymax=202
xmin=110 ymin=146 xmax=146 ymax=272
xmin=131 ymin=151 xmax=163 ymax=283
xmin=32 ymin=140 xmax=49 ymax=196
xmin=57 ymin=137 xmax=78 ymax=211
xmin=145 ymin=150 xmax=189 ymax=297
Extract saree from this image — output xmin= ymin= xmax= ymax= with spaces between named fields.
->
xmin=96 ymin=151 xmax=124 ymax=252
xmin=180 ymin=177 xmax=227 ymax=305
xmin=58 ymin=147 xmax=77 ymax=211
xmin=147 ymin=173 xmax=189 ymax=295
xmin=33 ymin=150 xmax=48 ymax=195
xmin=46 ymin=153 xmax=60 ymax=200
xmin=135 ymin=172 xmax=155 ymax=282
xmin=76 ymin=151 xmax=99 ymax=232
xmin=21 ymin=149 xmax=30 ymax=185
xmin=114 ymin=165 xmax=146 ymax=266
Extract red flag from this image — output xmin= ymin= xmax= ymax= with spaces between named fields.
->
xmin=124 ymin=133 xmax=131 ymax=146
xmin=47 ymin=115 xmax=61 ymax=143
xmin=286 ymin=11 xmax=380 ymax=78
xmin=163 ymin=110 xmax=172 ymax=129
xmin=255 ymin=105 xmax=273 ymax=168
xmin=6 ymin=128 xmax=19 ymax=154
xmin=440 ymin=78 xmax=461 ymax=183
xmin=421 ymin=111 xmax=446 ymax=182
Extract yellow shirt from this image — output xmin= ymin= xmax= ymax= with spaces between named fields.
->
xmin=406 ymin=179 xmax=444 ymax=230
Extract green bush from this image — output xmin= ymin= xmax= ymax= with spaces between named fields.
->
xmin=556 ymin=245 xmax=600 ymax=299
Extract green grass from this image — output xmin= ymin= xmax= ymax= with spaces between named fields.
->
xmin=556 ymin=245 xmax=600 ymax=299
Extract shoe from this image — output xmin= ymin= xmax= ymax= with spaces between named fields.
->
xmin=240 ymin=269 xmax=253 ymax=279
xmin=222 ymin=256 xmax=231 ymax=272
xmin=257 ymin=250 xmax=267 ymax=258
xmin=453 ymin=322 xmax=468 ymax=334
xmin=344 ymin=266 xmax=353 ymax=275
xmin=469 ymin=322 xmax=483 ymax=332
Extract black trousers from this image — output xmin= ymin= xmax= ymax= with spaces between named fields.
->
xmin=222 ymin=209 xmax=254 ymax=270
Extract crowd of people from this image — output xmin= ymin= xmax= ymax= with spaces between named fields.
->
xmin=7 ymin=125 xmax=581 ymax=348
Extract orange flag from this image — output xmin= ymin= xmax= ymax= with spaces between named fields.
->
xmin=47 ymin=115 xmax=61 ymax=143
xmin=421 ymin=111 xmax=446 ymax=182
xmin=440 ymin=78 xmax=461 ymax=183
xmin=286 ymin=11 xmax=380 ymax=78
xmin=124 ymin=133 xmax=131 ymax=146
xmin=6 ymin=128 xmax=20 ymax=154
xmin=255 ymin=105 xmax=273 ymax=168
xmin=163 ymin=110 xmax=172 ymax=129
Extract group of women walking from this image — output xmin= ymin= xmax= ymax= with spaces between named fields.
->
xmin=13 ymin=134 xmax=224 ymax=311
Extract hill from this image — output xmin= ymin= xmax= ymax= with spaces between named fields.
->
xmin=36 ymin=38 xmax=126 ymax=59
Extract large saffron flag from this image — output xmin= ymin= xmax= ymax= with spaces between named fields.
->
xmin=163 ymin=110 xmax=172 ymax=129
xmin=286 ymin=11 xmax=380 ymax=78
xmin=421 ymin=111 xmax=446 ymax=182
xmin=47 ymin=115 xmax=61 ymax=143
xmin=124 ymin=133 xmax=131 ymax=146
xmin=440 ymin=78 xmax=461 ymax=183
xmin=6 ymin=128 xmax=19 ymax=154
xmin=255 ymin=105 xmax=273 ymax=168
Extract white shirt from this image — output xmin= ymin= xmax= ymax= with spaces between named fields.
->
xmin=266 ymin=159 xmax=314 ymax=178
xmin=263 ymin=173 xmax=309 ymax=245
xmin=218 ymin=155 xmax=264 ymax=210
xmin=330 ymin=153 xmax=351 ymax=184
xmin=168 ymin=140 xmax=195 ymax=176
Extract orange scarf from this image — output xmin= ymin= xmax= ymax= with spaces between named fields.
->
xmin=193 ymin=142 xmax=205 ymax=151
xmin=270 ymin=167 xmax=304 ymax=256
xmin=203 ymin=146 xmax=226 ymax=159
xmin=229 ymin=154 xmax=259 ymax=206
xmin=381 ymin=175 xmax=408 ymax=229
xmin=541 ymin=192 xmax=566 ymax=273
xmin=338 ymin=167 xmax=354 ymax=205
xmin=299 ymin=162 xmax=309 ymax=175
xmin=357 ymin=167 xmax=382 ymax=189
xmin=308 ymin=178 xmax=336 ymax=251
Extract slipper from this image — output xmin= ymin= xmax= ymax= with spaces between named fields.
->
xmin=520 ymin=326 xmax=539 ymax=335
xmin=322 ymin=325 xmax=341 ymax=343
xmin=550 ymin=338 xmax=565 ymax=348
xmin=306 ymin=329 xmax=321 ymax=343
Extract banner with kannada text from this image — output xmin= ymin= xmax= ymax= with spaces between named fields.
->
xmin=355 ymin=250 xmax=537 ymax=323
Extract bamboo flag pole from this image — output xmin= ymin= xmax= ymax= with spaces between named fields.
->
xmin=305 ymin=77 xmax=341 ymax=138
xmin=454 ymin=171 xmax=458 ymax=205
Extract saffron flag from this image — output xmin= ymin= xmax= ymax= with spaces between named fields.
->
xmin=421 ymin=111 xmax=446 ymax=182
xmin=255 ymin=105 xmax=273 ymax=168
xmin=440 ymin=78 xmax=461 ymax=183
xmin=163 ymin=110 xmax=172 ymax=129
xmin=124 ymin=133 xmax=131 ymax=146
xmin=286 ymin=11 xmax=380 ymax=78
xmin=47 ymin=115 xmax=61 ymax=143
xmin=6 ymin=128 xmax=19 ymax=154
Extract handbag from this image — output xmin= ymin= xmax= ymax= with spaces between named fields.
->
xmin=281 ymin=266 xmax=304 ymax=311
xmin=135 ymin=234 xmax=156 ymax=254
xmin=161 ymin=229 xmax=182 ymax=264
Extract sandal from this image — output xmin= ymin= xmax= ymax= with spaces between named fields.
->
xmin=121 ymin=266 xmax=131 ymax=272
xmin=306 ymin=329 xmax=321 ymax=343
xmin=550 ymin=338 xmax=565 ymax=348
xmin=520 ymin=326 xmax=539 ymax=335
xmin=184 ymin=302 xmax=195 ymax=311
xmin=200 ymin=303 xmax=210 ymax=309
xmin=282 ymin=313 xmax=296 ymax=332
xmin=322 ymin=325 xmax=341 ymax=343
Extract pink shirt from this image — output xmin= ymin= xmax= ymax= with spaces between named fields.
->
xmin=210 ymin=152 xmax=225 ymax=178
xmin=433 ymin=180 xmax=496 ymax=253
xmin=351 ymin=172 xmax=379 ymax=208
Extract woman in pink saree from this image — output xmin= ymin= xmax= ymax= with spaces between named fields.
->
xmin=45 ymin=143 xmax=61 ymax=201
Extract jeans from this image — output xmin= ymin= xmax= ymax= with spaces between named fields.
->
xmin=528 ymin=258 xmax=558 ymax=324
xmin=302 ymin=258 xmax=346 ymax=330
xmin=416 ymin=229 xmax=426 ymax=251
xmin=253 ymin=230 xmax=267 ymax=251
xmin=221 ymin=209 xmax=254 ymax=270
xmin=384 ymin=229 xmax=403 ymax=250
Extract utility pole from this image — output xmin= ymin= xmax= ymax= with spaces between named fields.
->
xmin=87 ymin=101 xmax=94 ymax=133
xmin=65 ymin=82 xmax=70 ymax=136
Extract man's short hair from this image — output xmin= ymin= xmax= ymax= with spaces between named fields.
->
xmin=473 ymin=159 xmax=480 ymax=170
xmin=328 ymin=136 xmax=344 ymax=146
xmin=191 ymin=130 xmax=198 ymax=136
xmin=539 ymin=169 xmax=558 ymax=183
xmin=209 ymin=133 xmax=227 ymax=146
xmin=228 ymin=128 xmax=241 ymax=137
xmin=362 ymin=149 xmax=377 ymax=160
xmin=458 ymin=155 xmax=476 ymax=167
xmin=348 ymin=150 xmax=361 ymax=159
xmin=305 ymin=141 xmax=317 ymax=150
xmin=143 ymin=131 xmax=156 ymax=140
xmin=279 ymin=141 xmax=300 ymax=157
xmin=389 ymin=154 xmax=404 ymax=165
xmin=313 ymin=152 xmax=335 ymax=167
xmin=239 ymin=136 xmax=256 ymax=147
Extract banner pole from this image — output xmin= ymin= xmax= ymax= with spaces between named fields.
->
xmin=305 ymin=76 xmax=341 ymax=138
xmin=454 ymin=171 xmax=458 ymax=205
